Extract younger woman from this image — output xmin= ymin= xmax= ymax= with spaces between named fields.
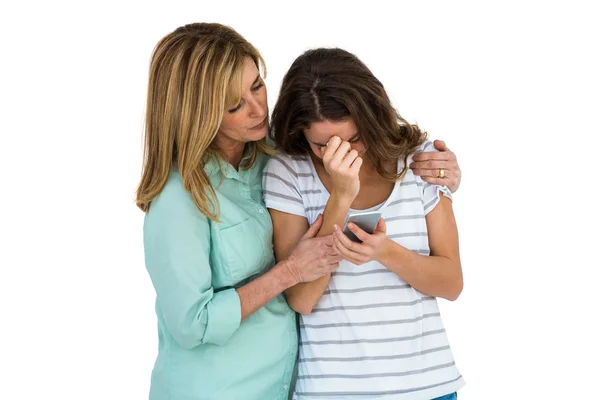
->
xmin=263 ymin=48 xmax=465 ymax=400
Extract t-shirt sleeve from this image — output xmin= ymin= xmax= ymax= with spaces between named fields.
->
xmin=414 ymin=140 xmax=453 ymax=215
xmin=262 ymin=153 xmax=306 ymax=217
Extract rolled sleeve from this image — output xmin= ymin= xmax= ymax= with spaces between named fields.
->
xmin=203 ymin=288 xmax=241 ymax=345
xmin=143 ymin=175 xmax=242 ymax=349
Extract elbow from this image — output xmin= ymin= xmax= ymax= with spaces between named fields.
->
xmin=296 ymin=306 xmax=314 ymax=316
xmin=171 ymin=327 xmax=204 ymax=350
xmin=292 ymin=303 xmax=315 ymax=316
xmin=168 ymin=311 xmax=238 ymax=349
xmin=287 ymin=298 xmax=314 ymax=316
xmin=161 ymin=289 xmax=242 ymax=349
xmin=171 ymin=324 xmax=233 ymax=349
xmin=176 ymin=338 xmax=201 ymax=350
xmin=445 ymin=276 xmax=464 ymax=302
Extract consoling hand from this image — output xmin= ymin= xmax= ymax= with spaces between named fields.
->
xmin=410 ymin=139 xmax=462 ymax=193
xmin=332 ymin=218 xmax=388 ymax=265
xmin=285 ymin=214 xmax=342 ymax=283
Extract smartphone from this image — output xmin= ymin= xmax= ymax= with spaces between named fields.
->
xmin=342 ymin=210 xmax=383 ymax=243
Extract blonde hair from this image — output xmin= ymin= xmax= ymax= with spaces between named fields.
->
xmin=135 ymin=23 xmax=270 ymax=220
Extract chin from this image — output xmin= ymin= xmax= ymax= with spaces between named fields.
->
xmin=246 ymin=125 xmax=268 ymax=142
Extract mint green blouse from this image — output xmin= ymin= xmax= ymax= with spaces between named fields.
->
xmin=143 ymin=153 xmax=297 ymax=400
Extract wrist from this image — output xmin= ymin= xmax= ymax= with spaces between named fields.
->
xmin=376 ymin=237 xmax=395 ymax=264
xmin=273 ymin=259 xmax=301 ymax=289
xmin=330 ymin=189 xmax=356 ymax=207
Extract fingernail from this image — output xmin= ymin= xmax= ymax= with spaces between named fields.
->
xmin=333 ymin=224 xmax=338 ymax=231
xmin=348 ymin=223 xmax=354 ymax=229
xmin=409 ymin=163 xmax=415 ymax=168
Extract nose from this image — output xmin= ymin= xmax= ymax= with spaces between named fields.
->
xmin=247 ymin=97 xmax=266 ymax=119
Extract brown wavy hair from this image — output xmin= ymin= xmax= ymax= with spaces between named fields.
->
xmin=270 ymin=48 xmax=427 ymax=181
xmin=136 ymin=23 xmax=270 ymax=220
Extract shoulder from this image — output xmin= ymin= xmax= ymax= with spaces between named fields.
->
xmin=415 ymin=139 xmax=437 ymax=155
xmin=264 ymin=151 xmax=311 ymax=177
xmin=146 ymin=170 xmax=205 ymax=226
xmin=402 ymin=139 xmax=437 ymax=168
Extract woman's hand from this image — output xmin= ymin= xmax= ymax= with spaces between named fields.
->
xmin=284 ymin=214 xmax=342 ymax=283
xmin=321 ymin=136 xmax=363 ymax=199
xmin=332 ymin=218 xmax=389 ymax=265
xmin=410 ymin=139 xmax=462 ymax=193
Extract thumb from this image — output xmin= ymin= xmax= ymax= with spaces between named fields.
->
xmin=434 ymin=139 xmax=450 ymax=152
xmin=375 ymin=218 xmax=386 ymax=234
xmin=302 ymin=214 xmax=323 ymax=239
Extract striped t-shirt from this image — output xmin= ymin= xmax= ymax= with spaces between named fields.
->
xmin=262 ymin=141 xmax=465 ymax=400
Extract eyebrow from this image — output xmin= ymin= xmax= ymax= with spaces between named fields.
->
xmin=310 ymin=132 xmax=360 ymax=147
xmin=229 ymin=74 xmax=262 ymax=111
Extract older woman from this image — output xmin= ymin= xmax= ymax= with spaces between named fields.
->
xmin=137 ymin=23 xmax=462 ymax=400
xmin=136 ymin=23 xmax=341 ymax=400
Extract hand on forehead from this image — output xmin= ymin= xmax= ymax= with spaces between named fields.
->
xmin=304 ymin=120 xmax=359 ymax=147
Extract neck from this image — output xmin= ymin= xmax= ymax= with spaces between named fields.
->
xmin=360 ymin=157 xmax=397 ymax=178
xmin=215 ymin=136 xmax=246 ymax=170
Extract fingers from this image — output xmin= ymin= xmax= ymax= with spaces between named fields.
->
xmin=333 ymin=239 xmax=368 ymax=265
xmin=339 ymin=149 xmax=359 ymax=170
xmin=327 ymin=262 xmax=340 ymax=274
xmin=421 ymin=175 xmax=459 ymax=191
xmin=410 ymin=159 xmax=455 ymax=170
xmin=374 ymin=218 xmax=386 ymax=234
xmin=433 ymin=139 xmax=450 ymax=152
xmin=333 ymin=224 xmax=363 ymax=251
xmin=330 ymin=141 xmax=352 ymax=167
xmin=302 ymin=214 xmax=323 ymax=239
xmin=344 ymin=222 xmax=371 ymax=243
xmin=322 ymin=136 xmax=342 ymax=165
xmin=410 ymin=143 xmax=460 ymax=191
xmin=328 ymin=253 xmax=343 ymax=264
xmin=349 ymin=156 xmax=363 ymax=175
xmin=411 ymin=150 xmax=456 ymax=162
xmin=412 ymin=168 xmax=456 ymax=178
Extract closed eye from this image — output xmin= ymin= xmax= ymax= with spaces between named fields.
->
xmin=228 ymin=79 xmax=264 ymax=113
xmin=228 ymin=103 xmax=242 ymax=113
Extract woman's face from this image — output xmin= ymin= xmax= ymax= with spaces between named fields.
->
xmin=303 ymin=119 xmax=365 ymax=160
xmin=217 ymin=57 xmax=268 ymax=145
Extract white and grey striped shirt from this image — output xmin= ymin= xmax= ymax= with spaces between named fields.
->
xmin=263 ymin=141 xmax=465 ymax=400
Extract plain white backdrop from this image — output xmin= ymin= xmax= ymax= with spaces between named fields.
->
xmin=1 ymin=1 xmax=599 ymax=399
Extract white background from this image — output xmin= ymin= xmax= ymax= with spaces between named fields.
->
xmin=1 ymin=1 xmax=599 ymax=399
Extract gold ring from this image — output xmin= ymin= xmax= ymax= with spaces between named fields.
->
xmin=438 ymin=168 xmax=445 ymax=179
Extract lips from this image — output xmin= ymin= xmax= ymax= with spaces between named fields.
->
xmin=250 ymin=118 xmax=266 ymax=130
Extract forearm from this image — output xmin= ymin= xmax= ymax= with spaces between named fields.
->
xmin=317 ymin=190 xmax=354 ymax=236
xmin=236 ymin=260 xmax=298 ymax=320
xmin=379 ymin=239 xmax=463 ymax=301
xmin=286 ymin=191 xmax=353 ymax=315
